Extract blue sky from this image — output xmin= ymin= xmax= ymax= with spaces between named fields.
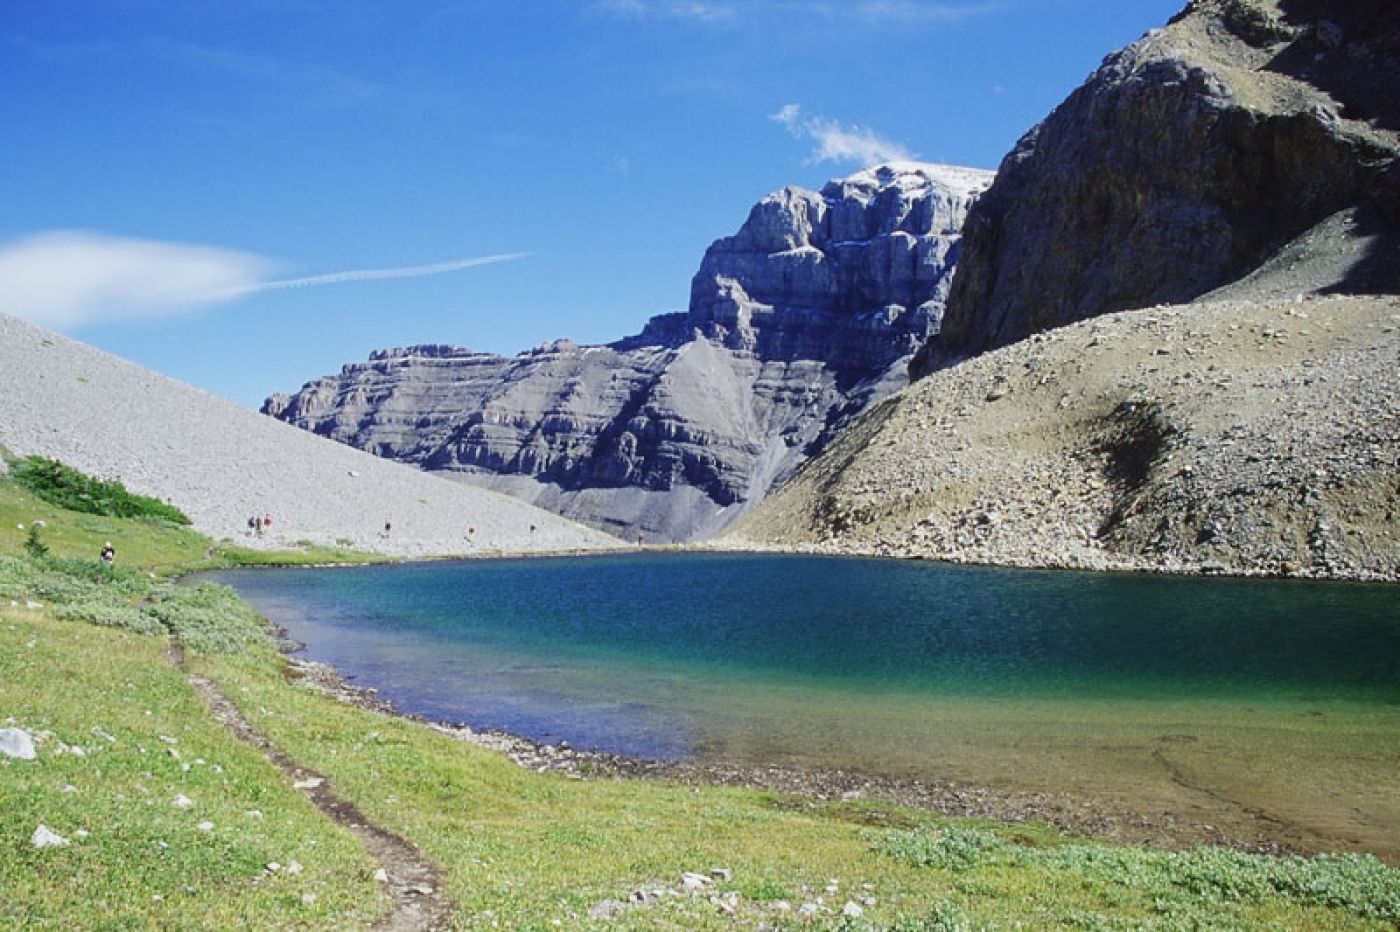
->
xmin=2 ymin=0 xmax=1181 ymax=407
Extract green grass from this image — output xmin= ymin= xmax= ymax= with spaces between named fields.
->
xmin=9 ymin=455 xmax=191 ymax=524
xmin=1 ymin=476 xmax=381 ymax=575
xmin=2 ymin=464 xmax=1399 ymax=929
xmin=210 ymin=542 xmax=384 ymax=567
xmin=0 ymin=479 xmax=215 ymax=574
xmin=0 ymin=600 xmax=381 ymax=927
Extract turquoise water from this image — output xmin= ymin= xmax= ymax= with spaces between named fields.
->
xmin=211 ymin=553 xmax=1400 ymax=853
xmin=210 ymin=553 xmax=1398 ymax=762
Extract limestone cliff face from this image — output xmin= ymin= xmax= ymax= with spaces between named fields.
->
xmin=912 ymin=0 xmax=1400 ymax=376
xmin=264 ymin=162 xmax=993 ymax=541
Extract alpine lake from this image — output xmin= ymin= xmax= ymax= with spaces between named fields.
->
xmin=209 ymin=552 xmax=1400 ymax=858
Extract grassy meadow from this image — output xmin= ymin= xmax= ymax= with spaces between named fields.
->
xmin=1 ymin=460 xmax=1397 ymax=929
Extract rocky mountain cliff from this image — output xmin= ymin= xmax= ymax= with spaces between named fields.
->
xmin=912 ymin=0 xmax=1400 ymax=376
xmin=729 ymin=0 xmax=1399 ymax=580
xmin=264 ymin=163 xmax=993 ymax=541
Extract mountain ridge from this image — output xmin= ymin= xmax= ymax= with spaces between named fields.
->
xmin=264 ymin=161 xmax=993 ymax=541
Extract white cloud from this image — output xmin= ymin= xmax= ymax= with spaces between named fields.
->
xmin=771 ymin=104 xmax=914 ymax=167
xmin=0 ymin=230 xmax=527 ymax=329
xmin=0 ymin=231 xmax=271 ymax=329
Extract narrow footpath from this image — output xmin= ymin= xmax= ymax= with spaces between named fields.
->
xmin=165 ymin=640 xmax=453 ymax=931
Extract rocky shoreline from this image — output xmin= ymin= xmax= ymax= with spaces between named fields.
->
xmin=279 ymin=640 xmax=1311 ymax=859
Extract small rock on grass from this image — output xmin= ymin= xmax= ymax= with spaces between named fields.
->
xmin=588 ymin=900 xmax=627 ymax=921
xmin=31 ymin=825 xmax=70 ymax=848
xmin=0 ymin=727 xmax=36 ymax=760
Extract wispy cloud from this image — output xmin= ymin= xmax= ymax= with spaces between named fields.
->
xmin=842 ymin=1 xmax=996 ymax=25
xmin=593 ymin=0 xmax=993 ymax=27
xmin=592 ymin=0 xmax=737 ymax=23
xmin=7 ymin=35 xmax=380 ymax=109
xmin=154 ymin=39 xmax=382 ymax=108
xmin=0 ymin=231 xmax=526 ymax=329
xmin=235 ymin=254 xmax=530 ymax=296
xmin=771 ymin=104 xmax=914 ymax=166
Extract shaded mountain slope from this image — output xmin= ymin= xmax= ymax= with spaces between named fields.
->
xmin=913 ymin=0 xmax=1400 ymax=376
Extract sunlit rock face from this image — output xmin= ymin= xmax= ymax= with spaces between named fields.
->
xmin=264 ymin=162 xmax=992 ymax=541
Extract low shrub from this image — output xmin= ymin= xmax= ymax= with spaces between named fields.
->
xmin=877 ymin=824 xmax=1400 ymax=925
xmin=1 ymin=554 xmax=264 ymax=652
xmin=10 ymin=455 xmax=190 ymax=524
xmin=143 ymin=582 xmax=266 ymax=654
xmin=879 ymin=824 xmax=1012 ymax=871
xmin=54 ymin=599 xmax=165 ymax=635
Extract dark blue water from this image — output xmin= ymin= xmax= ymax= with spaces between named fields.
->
xmin=210 ymin=553 xmax=1399 ymax=764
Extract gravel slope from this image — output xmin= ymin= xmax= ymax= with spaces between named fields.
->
xmin=0 ymin=313 xmax=619 ymax=558
xmin=726 ymin=293 xmax=1400 ymax=581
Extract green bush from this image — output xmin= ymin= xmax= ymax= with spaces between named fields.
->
xmin=1035 ymin=845 xmax=1400 ymax=921
xmin=1 ymin=556 xmax=140 ymax=604
xmin=879 ymin=825 xmax=1012 ymax=871
xmin=1 ymin=555 xmax=265 ymax=652
xmin=40 ymin=556 xmax=152 ymax=596
xmin=143 ymin=582 xmax=267 ymax=654
xmin=54 ymin=599 xmax=165 ymax=635
xmin=877 ymin=824 xmax=1400 ymax=925
xmin=10 ymin=456 xmax=190 ymax=524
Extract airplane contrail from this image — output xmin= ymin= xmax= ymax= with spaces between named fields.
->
xmin=0 ymin=230 xmax=532 ymax=328
xmin=240 ymin=252 xmax=531 ymax=294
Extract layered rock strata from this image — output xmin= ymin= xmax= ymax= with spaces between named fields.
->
xmin=265 ymin=163 xmax=993 ymax=541
xmin=912 ymin=0 xmax=1400 ymax=377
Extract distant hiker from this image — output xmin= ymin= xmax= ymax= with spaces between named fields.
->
xmin=383 ymin=521 xmax=392 ymax=538
xmin=255 ymin=516 xmax=264 ymax=538
xmin=99 ymin=542 xmax=115 ymax=565
xmin=247 ymin=516 xmax=257 ymax=535
xmin=263 ymin=515 xmax=272 ymax=530
xmin=530 ymin=524 xmax=537 ymax=534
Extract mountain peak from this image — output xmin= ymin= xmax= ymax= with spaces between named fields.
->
xmin=832 ymin=161 xmax=996 ymax=203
